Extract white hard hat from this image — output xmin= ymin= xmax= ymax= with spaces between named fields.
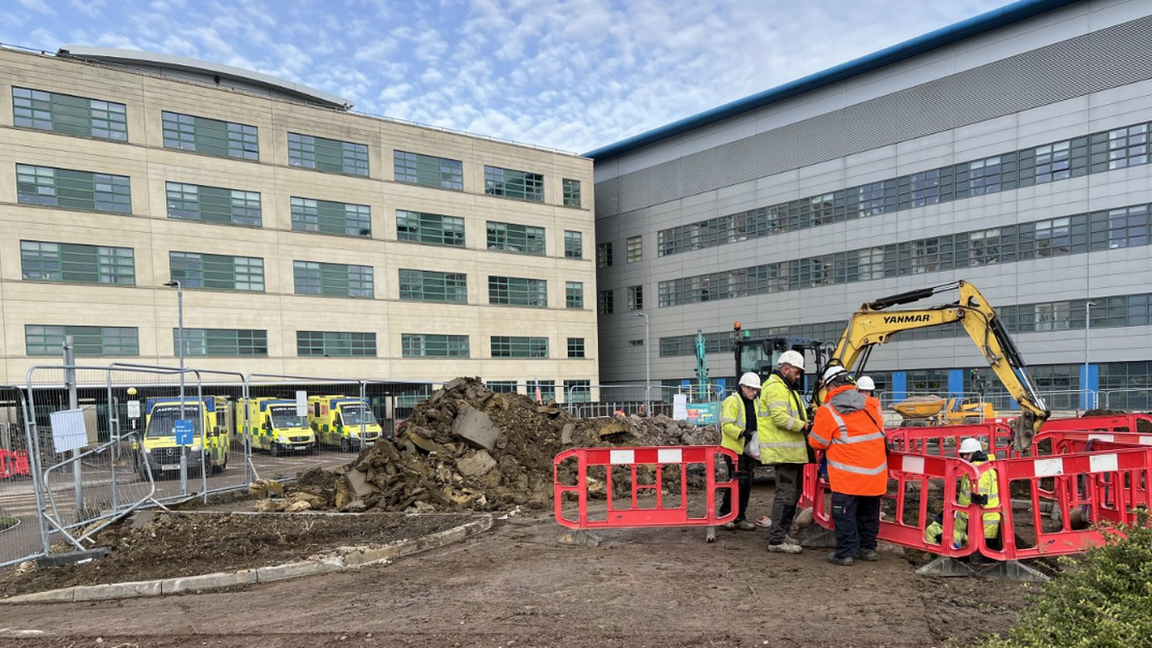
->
xmin=822 ymin=365 xmax=847 ymax=383
xmin=959 ymin=438 xmax=983 ymax=455
xmin=857 ymin=376 xmax=876 ymax=391
xmin=778 ymin=350 xmax=805 ymax=370
xmin=738 ymin=372 xmax=762 ymax=390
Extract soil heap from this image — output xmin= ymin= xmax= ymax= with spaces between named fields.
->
xmin=272 ymin=377 xmax=719 ymax=514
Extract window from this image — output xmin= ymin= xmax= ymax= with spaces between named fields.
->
xmin=16 ymin=164 xmax=131 ymax=214
xmin=491 ymin=336 xmax=549 ymax=358
xmin=397 ymin=211 xmax=465 ymax=247
xmin=967 ymin=155 xmax=1005 ymax=196
xmin=567 ymin=337 xmax=585 ymax=359
xmin=1099 ymin=362 xmax=1152 ymax=411
xmin=566 ymin=282 xmax=584 ymax=309
xmin=906 ymin=370 xmax=948 ymax=395
xmin=291 ymin=197 xmax=371 ymax=237
xmin=530 ymin=381 xmax=557 ymax=402
xmin=488 ymin=276 xmax=547 ymax=307
xmin=487 ymin=381 xmax=519 ymax=393
xmin=21 ymin=241 xmax=134 ymax=285
xmin=1092 ymin=124 xmax=1149 ymax=172
xmin=856 ymin=181 xmax=889 ymax=217
xmin=968 ymin=228 xmax=1002 ymax=266
xmin=288 ymin=132 xmax=368 ymax=176
xmin=293 ymin=261 xmax=373 ymax=298
xmin=597 ymin=242 xmax=613 ymax=268
xmin=297 ymin=331 xmax=376 ymax=357
xmin=26 ymin=325 xmax=138 ymax=356
xmin=13 ymin=87 xmax=127 ymax=141
xmin=598 ymin=289 xmax=613 ymax=315
xmin=484 ymin=165 xmax=543 ymax=202
xmin=161 ymin=111 xmax=258 ymax=160
xmin=393 ymin=150 xmax=463 ymax=190
xmin=1096 ymin=205 xmax=1150 ymax=250
xmin=562 ymin=179 xmax=581 ymax=207
xmin=398 ymin=269 xmax=468 ymax=303
xmin=628 ymin=285 xmax=643 ymax=311
xmin=170 ymin=252 xmax=264 ymax=292
xmin=627 ymin=236 xmax=642 ymax=263
xmin=1034 ymin=217 xmax=1072 ymax=258
xmin=564 ymin=380 xmax=591 ymax=403
xmin=175 ymin=329 xmax=267 ymax=356
xmin=166 ymin=182 xmax=261 ymax=226
xmin=908 ymin=169 xmax=943 ymax=208
xmin=1032 ymin=302 xmax=1072 ymax=332
xmin=487 ymin=221 xmax=546 ymax=255
xmin=564 ymin=231 xmax=583 ymax=259
xmin=1034 ymin=141 xmax=1072 ymax=183
xmin=401 ymin=334 xmax=469 ymax=358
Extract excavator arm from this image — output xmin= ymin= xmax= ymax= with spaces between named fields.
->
xmin=822 ymin=280 xmax=1050 ymax=453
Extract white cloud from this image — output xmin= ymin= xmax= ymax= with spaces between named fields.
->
xmin=17 ymin=0 xmax=54 ymax=15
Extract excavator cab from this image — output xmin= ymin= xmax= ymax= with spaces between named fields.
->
xmin=731 ymin=322 xmax=825 ymax=388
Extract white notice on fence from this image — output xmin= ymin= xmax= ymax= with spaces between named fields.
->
xmin=126 ymin=400 xmax=141 ymax=419
xmin=49 ymin=408 xmax=88 ymax=454
xmin=296 ymin=391 xmax=308 ymax=417
xmin=672 ymin=394 xmax=688 ymax=420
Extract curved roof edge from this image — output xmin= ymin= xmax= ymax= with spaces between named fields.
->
xmin=57 ymin=45 xmax=353 ymax=111
xmin=584 ymin=0 xmax=1083 ymax=160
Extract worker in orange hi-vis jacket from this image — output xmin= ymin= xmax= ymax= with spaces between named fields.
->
xmin=808 ymin=366 xmax=888 ymax=567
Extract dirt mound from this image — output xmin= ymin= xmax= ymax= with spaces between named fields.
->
xmin=1081 ymin=408 xmax=1127 ymax=417
xmin=275 ymin=377 xmax=719 ymax=514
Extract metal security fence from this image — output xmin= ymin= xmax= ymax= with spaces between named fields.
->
xmin=1102 ymin=389 xmax=1151 ymax=411
xmin=564 ymin=384 xmax=720 ymax=420
xmin=0 ymin=385 xmax=41 ymax=568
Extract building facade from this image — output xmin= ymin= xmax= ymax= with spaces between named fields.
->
xmin=0 ymin=47 xmax=598 ymax=394
xmin=591 ymin=0 xmax=1152 ymax=411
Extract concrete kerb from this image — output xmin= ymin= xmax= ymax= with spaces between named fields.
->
xmin=2 ymin=514 xmax=494 ymax=604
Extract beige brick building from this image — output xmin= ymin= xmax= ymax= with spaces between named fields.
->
xmin=0 ymin=46 xmax=598 ymax=395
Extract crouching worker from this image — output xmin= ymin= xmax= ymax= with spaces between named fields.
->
xmin=717 ymin=372 xmax=766 ymax=532
xmin=809 ymin=367 xmax=888 ymax=566
xmin=924 ymin=437 xmax=1001 ymax=554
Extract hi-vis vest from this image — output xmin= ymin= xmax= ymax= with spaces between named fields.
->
xmin=720 ymin=393 xmax=769 ymax=454
xmin=756 ymin=374 xmax=809 ymax=464
xmin=809 ymin=385 xmax=888 ymax=496
xmin=925 ymin=459 xmax=1001 ymax=546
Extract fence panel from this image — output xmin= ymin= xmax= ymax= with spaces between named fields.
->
xmin=565 ymin=384 xmax=713 ymax=421
xmin=1102 ymin=388 xmax=1152 ymax=411
xmin=0 ymin=385 xmax=44 ymax=567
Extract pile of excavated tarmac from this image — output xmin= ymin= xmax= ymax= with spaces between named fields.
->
xmin=259 ymin=377 xmax=718 ymax=514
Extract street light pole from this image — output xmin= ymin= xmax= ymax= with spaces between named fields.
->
xmin=1084 ymin=300 xmax=1096 ymax=410
xmin=636 ymin=312 xmax=650 ymax=416
xmin=164 ymin=280 xmax=187 ymax=494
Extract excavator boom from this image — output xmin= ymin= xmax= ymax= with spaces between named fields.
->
xmin=824 ymin=281 xmax=1050 ymax=452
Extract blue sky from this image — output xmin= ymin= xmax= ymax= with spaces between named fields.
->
xmin=3 ymin=0 xmax=1008 ymax=153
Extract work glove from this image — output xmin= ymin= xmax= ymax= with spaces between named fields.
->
xmin=971 ymin=494 xmax=989 ymax=506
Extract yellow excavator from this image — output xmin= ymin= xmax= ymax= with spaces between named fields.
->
xmin=815 ymin=280 xmax=1050 ymax=453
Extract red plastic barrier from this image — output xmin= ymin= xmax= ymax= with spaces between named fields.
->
xmin=0 ymin=449 xmax=30 ymax=479
xmin=1039 ymin=414 xmax=1152 ymax=435
xmin=981 ymin=446 xmax=1152 ymax=561
xmin=887 ymin=422 xmax=1016 ymax=458
xmin=554 ymin=445 xmax=738 ymax=530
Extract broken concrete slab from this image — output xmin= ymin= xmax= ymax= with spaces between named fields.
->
xmin=451 ymin=404 xmax=501 ymax=451
xmin=408 ymin=431 xmax=450 ymax=455
xmin=456 ymin=450 xmax=497 ymax=477
xmin=344 ymin=468 xmax=376 ymax=499
xmin=561 ymin=423 xmax=575 ymax=444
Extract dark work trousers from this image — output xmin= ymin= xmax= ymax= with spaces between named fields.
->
xmin=831 ymin=492 xmax=882 ymax=559
xmin=768 ymin=463 xmax=803 ymax=544
xmin=719 ymin=454 xmax=752 ymax=522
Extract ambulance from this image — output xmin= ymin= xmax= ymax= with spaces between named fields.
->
xmin=136 ymin=396 xmax=231 ymax=477
xmin=307 ymin=395 xmax=382 ymax=452
xmin=237 ymin=398 xmax=316 ymax=455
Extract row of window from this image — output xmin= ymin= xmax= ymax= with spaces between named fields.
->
xmin=595 ymin=286 xmax=644 ymax=315
xmin=657 ymin=291 xmax=1152 ymax=357
xmin=18 ymin=166 xmax=588 ymax=256
xmin=650 ymin=117 xmax=1152 ymax=258
xmin=22 ymin=325 xmax=589 ymax=359
xmin=654 ymin=200 xmax=1152 ymax=308
xmin=595 ymin=235 xmax=643 ymax=269
xmin=18 ymin=242 xmax=587 ymax=307
xmin=12 ymin=86 xmax=583 ymax=206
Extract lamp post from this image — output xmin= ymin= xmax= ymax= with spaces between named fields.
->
xmin=636 ymin=311 xmax=650 ymax=416
xmin=1084 ymin=300 xmax=1096 ymax=410
xmin=163 ymin=280 xmax=187 ymax=494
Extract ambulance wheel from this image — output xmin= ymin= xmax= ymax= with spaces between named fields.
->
xmin=270 ymin=443 xmax=280 ymax=458
xmin=340 ymin=438 xmax=352 ymax=453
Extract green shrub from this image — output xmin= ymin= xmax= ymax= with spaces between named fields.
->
xmin=972 ymin=511 xmax=1152 ymax=648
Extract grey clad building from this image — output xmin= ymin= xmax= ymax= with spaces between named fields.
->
xmin=590 ymin=0 xmax=1152 ymax=411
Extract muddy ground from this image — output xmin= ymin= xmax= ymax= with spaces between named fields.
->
xmin=0 ymin=483 xmax=1031 ymax=648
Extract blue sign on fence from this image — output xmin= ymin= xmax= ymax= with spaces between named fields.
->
xmin=174 ymin=419 xmax=194 ymax=446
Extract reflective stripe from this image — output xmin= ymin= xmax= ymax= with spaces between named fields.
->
xmin=834 ymin=431 xmax=886 ymax=445
xmin=809 ymin=432 xmax=830 ymax=446
xmin=826 ymin=458 xmax=887 ymax=475
xmin=761 ymin=441 xmax=807 ymax=448
xmin=766 ymin=401 xmax=789 ymax=408
xmin=721 ymin=417 xmax=737 ymax=423
xmin=826 ymin=407 xmax=849 ymax=441
xmin=756 ymin=412 xmax=771 ymax=418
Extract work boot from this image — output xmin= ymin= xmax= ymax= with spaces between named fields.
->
xmin=783 ymin=535 xmax=800 ymax=546
xmin=827 ymin=552 xmax=854 ymax=566
xmin=721 ymin=522 xmax=736 ymax=531
xmin=768 ymin=542 xmax=802 ymax=554
xmin=736 ymin=520 xmax=756 ymax=531
xmin=856 ymin=549 xmax=878 ymax=562
xmin=706 ymin=527 xmax=716 ymax=543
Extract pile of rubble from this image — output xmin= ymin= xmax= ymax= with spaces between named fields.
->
xmin=264 ymin=377 xmax=718 ymax=514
